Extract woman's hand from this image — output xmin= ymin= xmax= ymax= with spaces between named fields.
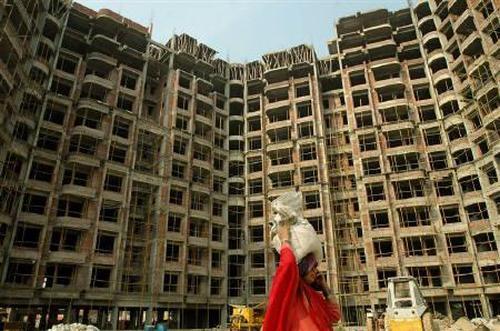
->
xmin=277 ymin=221 xmax=290 ymax=243
xmin=314 ymin=273 xmax=329 ymax=292
xmin=315 ymin=274 xmax=338 ymax=304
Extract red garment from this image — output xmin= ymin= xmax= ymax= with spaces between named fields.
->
xmin=263 ymin=243 xmax=341 ymax=331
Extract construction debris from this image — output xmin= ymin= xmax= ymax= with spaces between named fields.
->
xmin=47 ymin=323 xmax=100 ymax=331
xmin=438 ymin=316 xmax=500 ymax=331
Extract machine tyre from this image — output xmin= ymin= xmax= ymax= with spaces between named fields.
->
xmin=422 ymin=311 xmax=434 ymax=331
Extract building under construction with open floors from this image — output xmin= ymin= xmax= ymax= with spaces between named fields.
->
xmin=0 ymin=0 xmax=498 ymax=329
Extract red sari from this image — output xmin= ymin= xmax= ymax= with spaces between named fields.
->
xmin=263 ymin=243 xmax=341 ymax=331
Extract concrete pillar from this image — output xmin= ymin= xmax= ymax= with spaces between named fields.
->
xmin=111 ymin=306 xmax=119 ymax=331
xmin=97 ymin=308 xmax=105 ymax=329
xmin=82 ymin=307 xmax=89 ymax=325
xmin=64 ymin=301 xmax=74 ymax=323
xmin=130 ymin=309 xmax=139 ymax=329
xmin=480 ymin=293 xmax=491 ymax=319
xmin=48 ymin=306 xmax=58 ymax=329
xmin=39 ymin=306 xmax=48 ymax=331
xmin=220 ymin=306 xmax=227 ymax=328
xmin=145 ymin=306 xmax=153 ymax=326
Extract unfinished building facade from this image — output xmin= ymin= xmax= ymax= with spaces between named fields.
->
xmin=0 ymin=0 xmax=498 ymax=329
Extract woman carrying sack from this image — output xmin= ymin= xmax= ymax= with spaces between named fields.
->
xmin=263 ymin=221 xmax=341 ymax=331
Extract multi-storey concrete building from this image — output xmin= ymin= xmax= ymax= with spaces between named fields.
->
xmin=0 ymin=0 xmax=498 ymax=329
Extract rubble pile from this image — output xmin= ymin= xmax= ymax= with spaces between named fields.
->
xmin=439 ymin=316 xmax=500 ymax=331
xmin=433 ymin=312 xmax=454 ymax=330
xmin=48 ymin=323 xmax=100 ymax=331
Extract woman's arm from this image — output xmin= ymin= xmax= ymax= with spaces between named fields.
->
xmin=262 ymin=223 xmax=299 ymax=331
xmin=315 ymin=275 xmax=342 ymax=323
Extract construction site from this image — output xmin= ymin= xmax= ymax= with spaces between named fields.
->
xmin=0 ymin=0 xmax=498 ymax=330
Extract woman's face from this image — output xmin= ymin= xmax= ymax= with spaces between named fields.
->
xmin=303 ymin=264 xmax=319 ymax=285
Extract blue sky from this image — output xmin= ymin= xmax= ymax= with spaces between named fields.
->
xmin=78 ymin=0 xmax=408 ymax=62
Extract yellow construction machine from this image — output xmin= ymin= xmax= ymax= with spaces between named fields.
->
xmin=367 ymin=276 xmax=435 ymax=331
xmin=229 ymin=302 xmax=265 ymax=331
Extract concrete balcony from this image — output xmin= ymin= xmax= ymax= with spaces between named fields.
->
xmin=18 ymin=212 xmax=48 ymax=224
xmin=366 ymin=38 xmax=397 ymax=53
xmin=461 ymin=32 xmax=482 ymax=57
xmin=442 ymin=222 xmax=468 ymax=234
xmin=264 ymin=99 xmax=290 ymax=111
xmin=374 ymin=77 xmax=405 ymax=90
xmin=190 ymin=209 xmax=210 ymax=221
xmin=469 ymin=219 xmax=492 ymax=235
xmin=228 ymin=151 xmax=244 ymax=163
xmin=388 ymin=170 xmax=426 ymax=183
xmin=83 ymin=74 xmax=114 ymax=90
xmin=374 ymin=256 xmax=399 ymax=268
xmin=417 ymin=16 xmax=435 ymax=31
xmin=402 ymin=255 xmax=442 ymax=267
xmin=194 ymin=113 xmax=212 ymax=128
xmin=47 ymin=251 xmax=86 ymax=264
xmin=468 ymin=53 xmax=488 ymax=74
xmin=422 ymin=31 xmax=441 ymax=47
xmin=268 ymin=162 xmax=294 ymax=174
xmin=24 ymin=170 xmax=53 ymax=190
xmin=369 ymin=228 xmax=394 ymax=238
xmin=454 ymin=9 xmax=474 ymax=35
xmin=101 ymin=190 xmax=124 ymax=202
xmin=98 ymin=221 xmax=121 ymax=233
xmin=77 ymin=98 xmax=110 ymax=114
xmin=437 ymin=92 xmax=459 ymax=108
xmin=228 ymin=114 xmax=244 ymax=122
xmin=432 ymin=68 xmax=451 ymax=83
xmin=448 ymin=252 xmax=473 ymax=264
xmin=267 ymin=186 xmax=297 ymax=197
xmin=40 ymin=289 xmax=81 ymax=300
xmin=10 ymin=140 xmax=30 ymax=160
xmin=64 ymin=27 xmax=87 ymax=43
xmin=9 ymin=247 xmax=39 ymax=261
xmin=377 ymin=98 xmax=408 ymax=111
xmin=341 ymin=42 xmax=364 ymax=56
xmin=196 ymin=92 xmax=212 ymax=106
xmin=94 ymin=255 xmax=115 ymax=265
xmin=89 ymin=34 xmax=120 ymax=50
xmin=188 ymin=236 xmax=209 ymax=247
xmin=54 ymin=216 xmax=92 ymax=230
xmin=229 ymin=96 xmax=244 ymax=106
xmin=32 ymin=58 xmax=50 ymax=77
xmin=399 ymin=225 xmax=436 ymax=237
xmin=264 ymin=80 xmax=289 ymax=93
xmin=61 ymin=184 xmax=96 ymax=199
xmin=71 ymin=125 xmax=105 ymax=140
xmin=66 ymin=153 xmax=101 ymax=168
xmin=266 ymin=140 xmax=293 ymax=152
xmin=191 ymin=182 xmax=211 ymax=195
xmin=370 ymin=58 xmax=400 ymax=71
xmin=266 ymin=119 xmax=291 ymax=131
xmin=364 ymin=23 xmax=392 ymax=42
xmin=39 ymin=35 xmax=56 ymax=53
xmin=392 ymin=196 xmax=428 ymax=209
xmin=483 ymin=102 xmax=500 ymax=131
xmin=477 ymin=251 xmax=499 ymax=262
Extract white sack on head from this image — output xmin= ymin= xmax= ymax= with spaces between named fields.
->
xmin=270 ymin=191 xmax=323 ymax=263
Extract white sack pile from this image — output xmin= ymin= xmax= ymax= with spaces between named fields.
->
xmin=48 ymin=323 xmax=100 ymax=331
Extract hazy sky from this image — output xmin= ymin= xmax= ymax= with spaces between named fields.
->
xmin=78 ymin=0 xmax=409 ymax=62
